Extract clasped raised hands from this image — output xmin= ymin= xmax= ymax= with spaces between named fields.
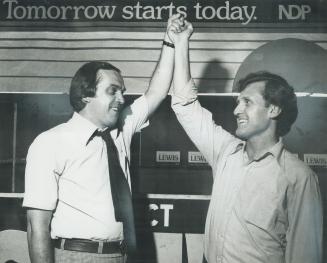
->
xmin=165 ymin=13 xmax=193 ymax=45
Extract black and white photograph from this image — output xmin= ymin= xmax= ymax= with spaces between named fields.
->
xmin=0 ymin=1 xmax=326 ymax=262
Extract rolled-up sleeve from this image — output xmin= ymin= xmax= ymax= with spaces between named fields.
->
xmin=171 ymin=79 xmax=236 ymax=169
xmin=171 ymin=79 xmax=198 ymax=106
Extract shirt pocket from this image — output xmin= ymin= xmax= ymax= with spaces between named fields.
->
xmin=238 ymin=164 xmax=287 ymax=231
xmin=238 ymin=179 xmax=288 ymax=249
xmin=242 ymin=188 xmax=278 ymax=230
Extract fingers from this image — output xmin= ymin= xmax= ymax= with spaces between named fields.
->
xmin=179 ymin=14 xmax=185 ymax=27
xmin=167 ymin=13 xmax=182 ymax=25
xmin=168 ymin=14 xmax=185 ymax=33
xmin=184 ymin=20 xmax=194 ymax=34
xmin=171 ymin=19 xmax=193 ymax=36
xmin=170 ymin=22 xmax=182 ymax=33
xmin=165 ymin=13 xmax=193 ymax=43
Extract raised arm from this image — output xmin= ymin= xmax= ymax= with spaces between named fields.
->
xmin=144 ymin=14 xmax=184 ymax=115
xmin=171 ymin=20 xmax=236 ymax=168
xmin=172 ymin=18 xmax=193 ymax=96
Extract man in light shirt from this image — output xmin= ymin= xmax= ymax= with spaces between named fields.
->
xmin=23 ymin=15 xmax=186 ymax=263
xmin=171 ymin=20 xmax=323 ymax=263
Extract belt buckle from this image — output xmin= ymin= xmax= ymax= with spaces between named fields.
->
xmin=98 ymin=241 xmax=104 ymax=254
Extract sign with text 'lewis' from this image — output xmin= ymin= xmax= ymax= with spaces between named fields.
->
xmin=304 ymin=154 xmax=327 ymax=167
xmin=188 ymin=151 xmax=208 ymax=166
xmin=156 ymin=151 xmax=180 ymax=165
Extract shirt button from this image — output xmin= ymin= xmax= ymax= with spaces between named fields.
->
xmin=217 ymin=256 xmax=222 ymax=263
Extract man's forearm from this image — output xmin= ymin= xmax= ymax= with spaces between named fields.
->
xmin=147 ymin=41 xmax=174 ymax=97
xmin=144 ymin=29 xmax=175 ymax=115
xmin=27 ymin=227 xmax=54 ymax=263
xmin=27 ymin=209 xmax=54 ymax=263
xmin=172 ymin=19 xmax=193 ymax=97
xmin=174 ymin=39 xmax=191 ymax=95
xmin=145 ymin=14 xmax=191 ymax=115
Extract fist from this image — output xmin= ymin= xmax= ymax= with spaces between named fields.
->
xmin=166 ymin=13 xmax=193 ymax=44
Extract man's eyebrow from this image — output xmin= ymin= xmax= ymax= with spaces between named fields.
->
xmin=110 ymin=84 xmax=125 ymax=91
xmin=235 ymin=94 xmax=250 ymax=103
xmin=240 ymin=94 xmax=251 ymax=100
xmin=236 ymin=95 xmax=244 ymax=102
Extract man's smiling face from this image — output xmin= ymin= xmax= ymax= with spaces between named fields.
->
xmin=85 ymin=69 xmax=126 ymax=129
xmin=234 ymin=81 xmax=272 ymax=141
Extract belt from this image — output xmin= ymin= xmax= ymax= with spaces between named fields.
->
xmin=53 ymin=238 xmax=126 ymax=254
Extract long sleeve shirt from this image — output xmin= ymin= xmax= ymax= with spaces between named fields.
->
xmin=171 ymin=80 xmax=323 ymax=263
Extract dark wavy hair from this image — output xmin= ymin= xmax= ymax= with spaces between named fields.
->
xmin=69 ymin=61 xmax=121 ymax=112
xmin=237 ymin=71 xmax=298 ymax=137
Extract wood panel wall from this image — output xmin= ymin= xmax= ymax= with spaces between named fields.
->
xmin=1 ymin=30 xmax=326 ymax=94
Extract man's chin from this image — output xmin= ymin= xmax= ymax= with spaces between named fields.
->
xmin=235 ymin=130 xmax=248 ymax=140
xmin=106 ymin=118 xmax=119 ymax=129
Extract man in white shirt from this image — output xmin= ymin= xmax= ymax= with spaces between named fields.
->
xmin=171 ymin=19 xmax=322 ymax=263
xmin=23 ymin=15 xmax=186 ymax=263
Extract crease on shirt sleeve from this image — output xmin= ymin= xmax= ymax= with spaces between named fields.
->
xmin=137 ymin=94 xmax=150 ymax=131
xmin=131 ymin=94 xmax=150 ymax=132
xmin=171 ymin=79 xmax=198 ymax=106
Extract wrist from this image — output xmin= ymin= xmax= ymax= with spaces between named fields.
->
xmin=163 ymin=40 xmax=175 ymax=49
xmin=174 ymin=39 xmax=189 ymax=49
xmin=164 ymin=32 xmax=172 ymax=43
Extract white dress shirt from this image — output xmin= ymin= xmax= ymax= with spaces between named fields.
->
xmin=23 ymin=95 xmax=149 ymax=241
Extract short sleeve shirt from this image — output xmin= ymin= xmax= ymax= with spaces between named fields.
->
xmin=23 ymin=95 xmax=149 ymax=241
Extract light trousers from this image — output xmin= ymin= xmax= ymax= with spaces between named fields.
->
xmin=54 ymin=248 xmax=127 ymax=263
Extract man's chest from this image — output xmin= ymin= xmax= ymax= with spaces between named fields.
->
xmin=211 ymin=154 xmax=289 ymax=234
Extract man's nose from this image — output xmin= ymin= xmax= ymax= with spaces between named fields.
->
xmin=233 ymin=103 xmax=242 ymax=116
xmin=233 ymin=104 xmax=240 ymax=116
xmin=116 ymin=91 xmax=125 ymax=104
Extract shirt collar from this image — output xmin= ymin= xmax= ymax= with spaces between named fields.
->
xmin=69 ymin=112 xmax=98 ymax=145
xmin=69 ymin=112 xmax=121 ymax=146
xmin=110 ymin=128 xmax=120 ymax=140
xmin=231 ymin=138 xmax=284 ymax=163
xmin=268 ymin=138 xmax=284 ymax=161
xmin=231 ymin=141 xmax=245 ymax=155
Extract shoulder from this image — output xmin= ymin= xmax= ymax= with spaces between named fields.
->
xmin=120 ymin=95 xmax=148 ymax=116
xmin=118 ymin=95 xmax=149 ymax=131
xmin=28 ymin=122 xmax=70 ymax=152
xmin=281 ymin=149 xmax=317 ymax=185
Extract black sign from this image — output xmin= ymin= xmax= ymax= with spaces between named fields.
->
xmin=0 ymin=0 xmax=326 ymax=25
xmin=135 ymin=197 xmax=209 ymax=233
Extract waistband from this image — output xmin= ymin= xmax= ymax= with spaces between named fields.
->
xmin=53 ymin=238 xmax=126 ymax=254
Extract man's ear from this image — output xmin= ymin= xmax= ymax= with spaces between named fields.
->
xmin=269 ymin=104 xmax=282 ymax=119
xmin=82 ymin=97 xmax=91 ymax=104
